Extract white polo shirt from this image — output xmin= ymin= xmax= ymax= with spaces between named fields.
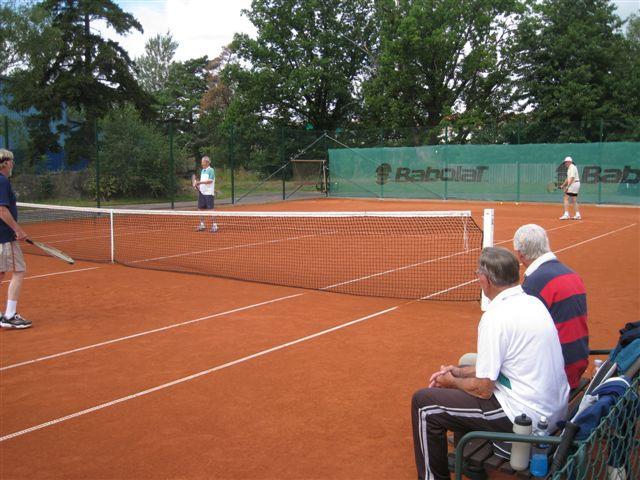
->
xmin=566 ymin=163 xmax=580 ymax=183
xmin=199 ymin=166 xmax=215 ymax=196
xmin=475 ymin=285 xmax=569 ymax=429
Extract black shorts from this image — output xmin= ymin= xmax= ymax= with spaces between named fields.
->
xmin=198 ymin=193 xmax=214 ymax=210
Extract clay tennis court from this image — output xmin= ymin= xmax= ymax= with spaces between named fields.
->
xmin=0 ymin=198 xmax=638 ymax=479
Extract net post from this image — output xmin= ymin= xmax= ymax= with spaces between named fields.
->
xmin=481 ymin=208 xmax=495 ymax=311
xmin=109 ymin=210 xmax=115 ymax=263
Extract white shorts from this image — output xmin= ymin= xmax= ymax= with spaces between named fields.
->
xmin=566 ymin=181 xmax=580 ymax=195
xmin=0 ymin=241 xmax=26 ymax=273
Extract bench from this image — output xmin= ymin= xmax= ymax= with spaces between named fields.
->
xmin=451 ymin=349 xmax=640 ymax=479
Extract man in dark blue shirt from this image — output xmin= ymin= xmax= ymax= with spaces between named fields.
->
xmin=0 ymin=149 xmax=31 ymax=329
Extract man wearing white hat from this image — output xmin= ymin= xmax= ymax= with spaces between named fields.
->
xmin=559 ymin=156 xmax=581 ymax=220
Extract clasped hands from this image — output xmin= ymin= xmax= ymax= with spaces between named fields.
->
xmin=428 ymin=364 xmax=462 ymax=388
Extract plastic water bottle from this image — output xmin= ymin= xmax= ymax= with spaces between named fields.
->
xmin=530 ymin=416 xmax=550 ymax=477
xmin=510 ymin=413 xmax=532 ymax=471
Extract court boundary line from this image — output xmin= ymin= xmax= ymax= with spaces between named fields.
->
xmin=0 ymin=306 xmax=398 ymax=442
xmin=0 ymin=293 xmax=304 ymax=372
xmin=1 ymin=267 xmax=101 ymax=284
xmin=1 ymin=221 xmax=635 ymax=441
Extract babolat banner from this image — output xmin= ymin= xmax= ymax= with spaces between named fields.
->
xmin=328 ymin=142 xmax=639 ymax=204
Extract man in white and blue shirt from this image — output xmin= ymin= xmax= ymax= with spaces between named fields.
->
xmin=195 ymin=156 xmax=217 ymax=232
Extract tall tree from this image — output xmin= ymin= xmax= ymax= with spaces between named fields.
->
xmin=512 ymin=0 xmax=636 ymax=141
xmin=0 ymin=0 xmax=36 ymax=76
xmin=164 ymin=56 xmax=210 ymax=162
xmin=7 ymin=0 xmax=151 ymax=158
xmin=135 ymin=32 xmax=178 ymax=95
xmin=198 ymin=47 xmax=233 ymax=165
xmin=362 ymin=0 xmax=522 ymax=140
xmin=626 ymin=14 xmax=640 ymax=43
xmin=224 ymin=0 xmax=376 ymax=130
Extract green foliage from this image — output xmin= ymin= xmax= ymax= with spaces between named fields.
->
xmin=135 ymin=32 xmax=178 ymax=95
xmin=625 ymin=13 xmax=640 ymax=43
xmin=363 ymin=0 xmax=522 ymax=140
xmin=512 ymin=0 xmax=637 ymax=142
xmin=5 ymin=0 xmax=152 ymax=159
xmin=225 ymin=0 xmax=375 ymax=130
xmin=38 ymin=173 xmax=55 ymax=199
xmin=86 ymin=105 xmax=172 ymax=200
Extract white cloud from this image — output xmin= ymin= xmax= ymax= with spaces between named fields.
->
xmin=99 ymin=0 xmax=255 ymax=61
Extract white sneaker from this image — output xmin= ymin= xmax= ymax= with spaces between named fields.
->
xmin=573 ymin=214 xmax=582 ymax=220
xmin=196 ymin=223 xmax=205 ymax=231
xmin=559 ymin=213 xmax=570 ymax=220
xmin=210 ymin=223 xmax=218 ymax=233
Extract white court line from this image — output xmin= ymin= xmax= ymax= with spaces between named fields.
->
xmin=0 ymin=306 xmax=398 ymax=442
xmin=1 ymin=267 xmax=101 ymax=284
xmin=554 ymin=223 xmax=637 ymax=253
xmin=0 ymin=293 xmax=304 ymax=372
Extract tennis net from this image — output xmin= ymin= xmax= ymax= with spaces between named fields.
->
xmin=17 ymin=202 xmax=484 ymax=301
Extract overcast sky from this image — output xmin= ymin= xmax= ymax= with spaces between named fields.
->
xmin=105 ymin=0 xmax=639 ymax=62
xmin=105 ymin=0 xmax=254 ymax=61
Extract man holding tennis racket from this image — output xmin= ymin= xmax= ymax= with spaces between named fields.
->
xmin=0 ymin=149 xmax=32 ymax=329
xmin=194 ymin=156 xmax=218 ymax=232
xmin=559 ymin=156 xmax=581 ymax=220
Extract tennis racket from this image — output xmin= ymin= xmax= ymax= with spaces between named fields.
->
xmin=191 ymin=173 xmax=198 ymax=190
xmin=26 ymin=239 xmax=74 ymax=264
xmin=546 ymin=181 xmax=562 ymax=193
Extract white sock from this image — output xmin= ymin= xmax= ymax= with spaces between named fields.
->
xmin=5 ymin=300 xmax=17 ymax=319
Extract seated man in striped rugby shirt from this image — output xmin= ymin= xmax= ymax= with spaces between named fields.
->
xmin=513 ymin=224 xmax=589 ymax=390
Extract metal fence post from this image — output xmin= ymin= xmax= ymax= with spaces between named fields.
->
xmin=229 ymin=123 xmax=235 ymax=205
xmin=95 ymin=118 xmax=100 ymax=208
xmin=516 ymin=159 xmax=521 ymax=203
xmin=444 ymin=126 xmax=448 ymax=200
xmin=598 ymin=119 xmax=603 ymax=204
xmin=281 ymin=127 xmax=286 ymax=201
xmin=169 ymin=122 xmax=175 ymax=209
xmin=3 ymin=116 xmax=8 ymax=149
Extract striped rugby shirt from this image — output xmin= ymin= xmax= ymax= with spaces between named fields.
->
xmin=523 ymin=252 xmax=589 ymax=389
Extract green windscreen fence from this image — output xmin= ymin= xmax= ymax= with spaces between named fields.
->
xmin=329 ymin=142 xmax=639 ymax=204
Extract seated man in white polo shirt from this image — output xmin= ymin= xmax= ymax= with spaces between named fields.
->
xmin=410 ymin=246 xmax=569 ymax=480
